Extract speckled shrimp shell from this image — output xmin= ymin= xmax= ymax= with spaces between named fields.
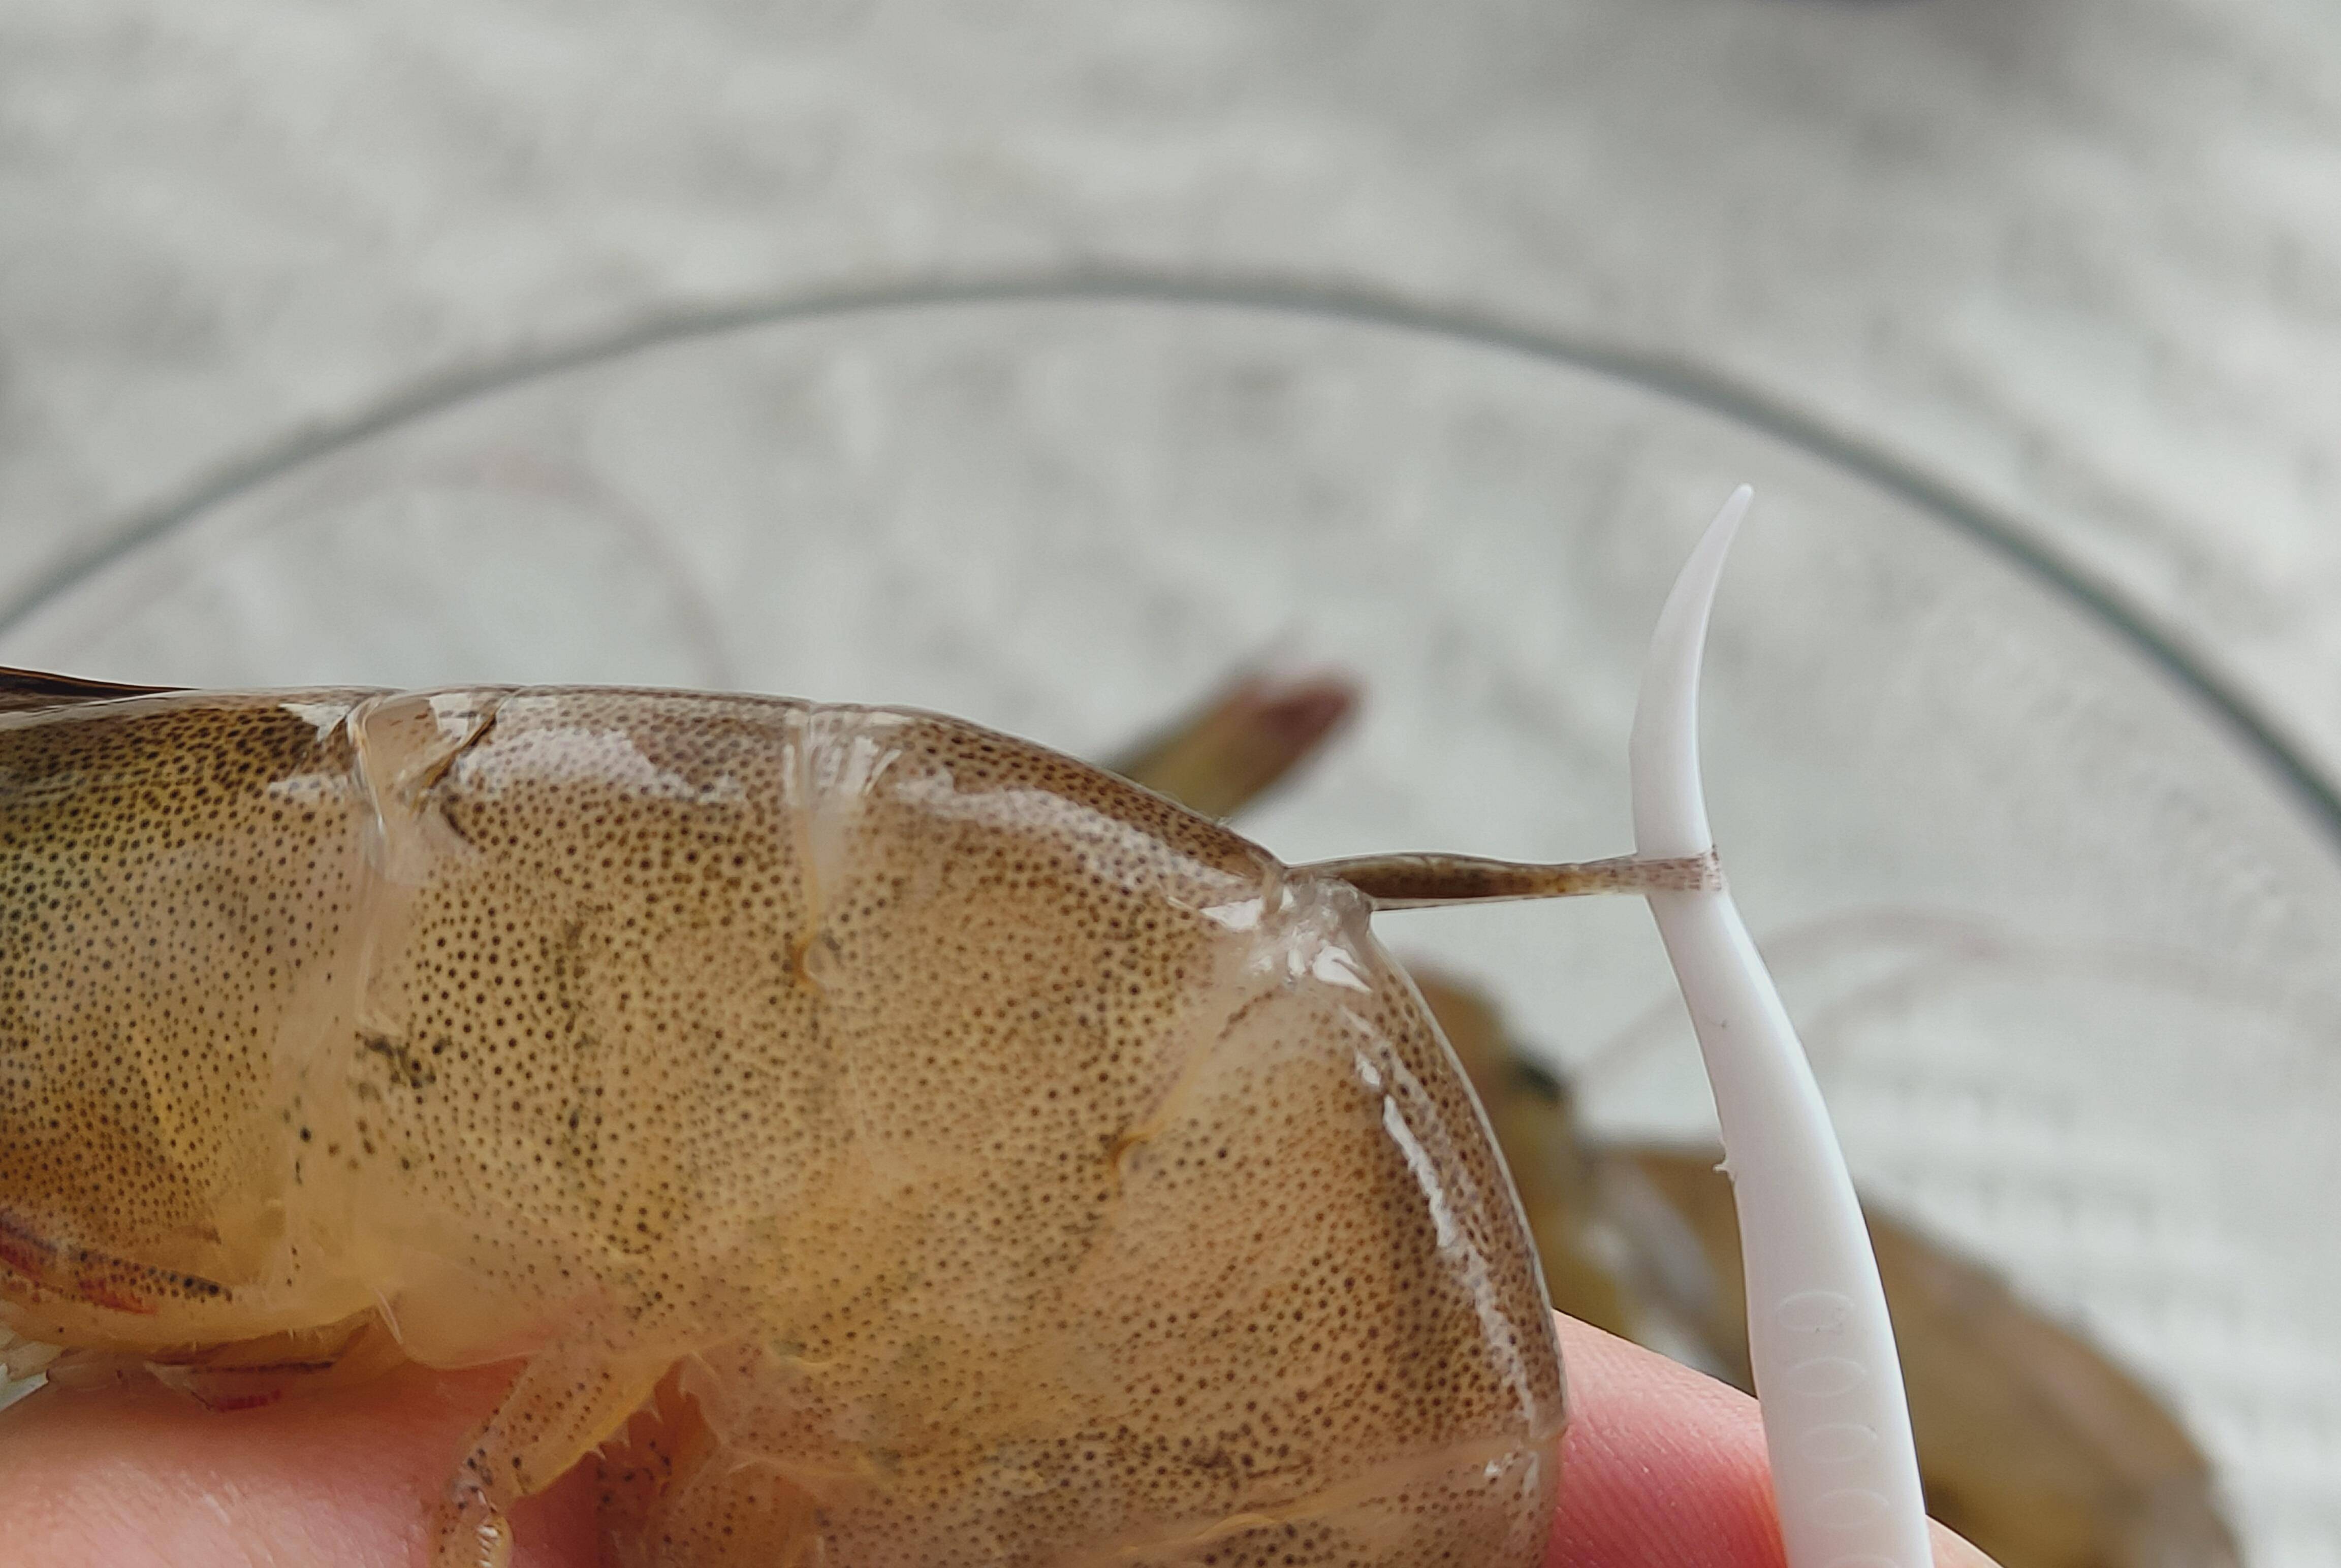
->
xmin=0 ymin=680 xmax=1564 ymax=1566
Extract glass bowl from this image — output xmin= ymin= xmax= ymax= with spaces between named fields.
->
xmin=6 ymin=285 xmax=2334 ymax=1566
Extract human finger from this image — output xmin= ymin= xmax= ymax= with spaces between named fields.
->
xmin=1548 ymin=1312 xmax=1997 ymax=1568
xmin=0 ymin=1361 xmax=597 ymax=1567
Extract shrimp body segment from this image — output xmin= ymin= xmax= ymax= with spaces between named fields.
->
xmin=0 ymin=684 xmax=1564 ymax=1566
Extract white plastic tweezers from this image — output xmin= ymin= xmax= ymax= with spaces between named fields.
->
xmin=1633 ymin=488 xmax=1931 ymax=1568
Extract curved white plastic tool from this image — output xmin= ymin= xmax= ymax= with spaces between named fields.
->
xmin=1631 ymin=487 xmax=1931 ymax=1568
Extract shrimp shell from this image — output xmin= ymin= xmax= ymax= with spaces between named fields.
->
xmin=0 ymin=682 xmax=1563 ymax=1566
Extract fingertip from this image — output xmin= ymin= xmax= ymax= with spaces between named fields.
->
xmin=1544 ymin=1315 xmax=2004 ymax=1568
xmin=511 ymin=1452 xmax=605 ymax=1567
xmin=0 ymin=1361 xmax=602 ymax=1566
xmin=1545 ymin=1314 xmax=1781 ymax=1567
xmin=1929 ymin=1519 xmax=2004 ymax=1568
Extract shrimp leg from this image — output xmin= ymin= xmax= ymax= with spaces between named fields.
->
xmin=430 ymin=1340 xmax=674 ymax=1568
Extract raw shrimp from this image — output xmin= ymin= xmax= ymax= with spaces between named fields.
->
xmin=0 ymin=670 xmax=1625 ymax=1567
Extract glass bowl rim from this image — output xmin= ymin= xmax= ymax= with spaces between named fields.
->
xmin=14 ymin=269 xmax=2333 ymax=851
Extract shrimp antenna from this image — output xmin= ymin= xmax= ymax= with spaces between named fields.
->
xmin=1297 ymin=849 xmax=1720 ymax=909
xmin=1634 ymin=487 xmax=1930 ymax=1568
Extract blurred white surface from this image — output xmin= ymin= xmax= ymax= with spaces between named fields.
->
xmin=4 ymin=0 xmax=2338 ymax=770
xmin=2 ymin=3 xmax=2337 ymax=1565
